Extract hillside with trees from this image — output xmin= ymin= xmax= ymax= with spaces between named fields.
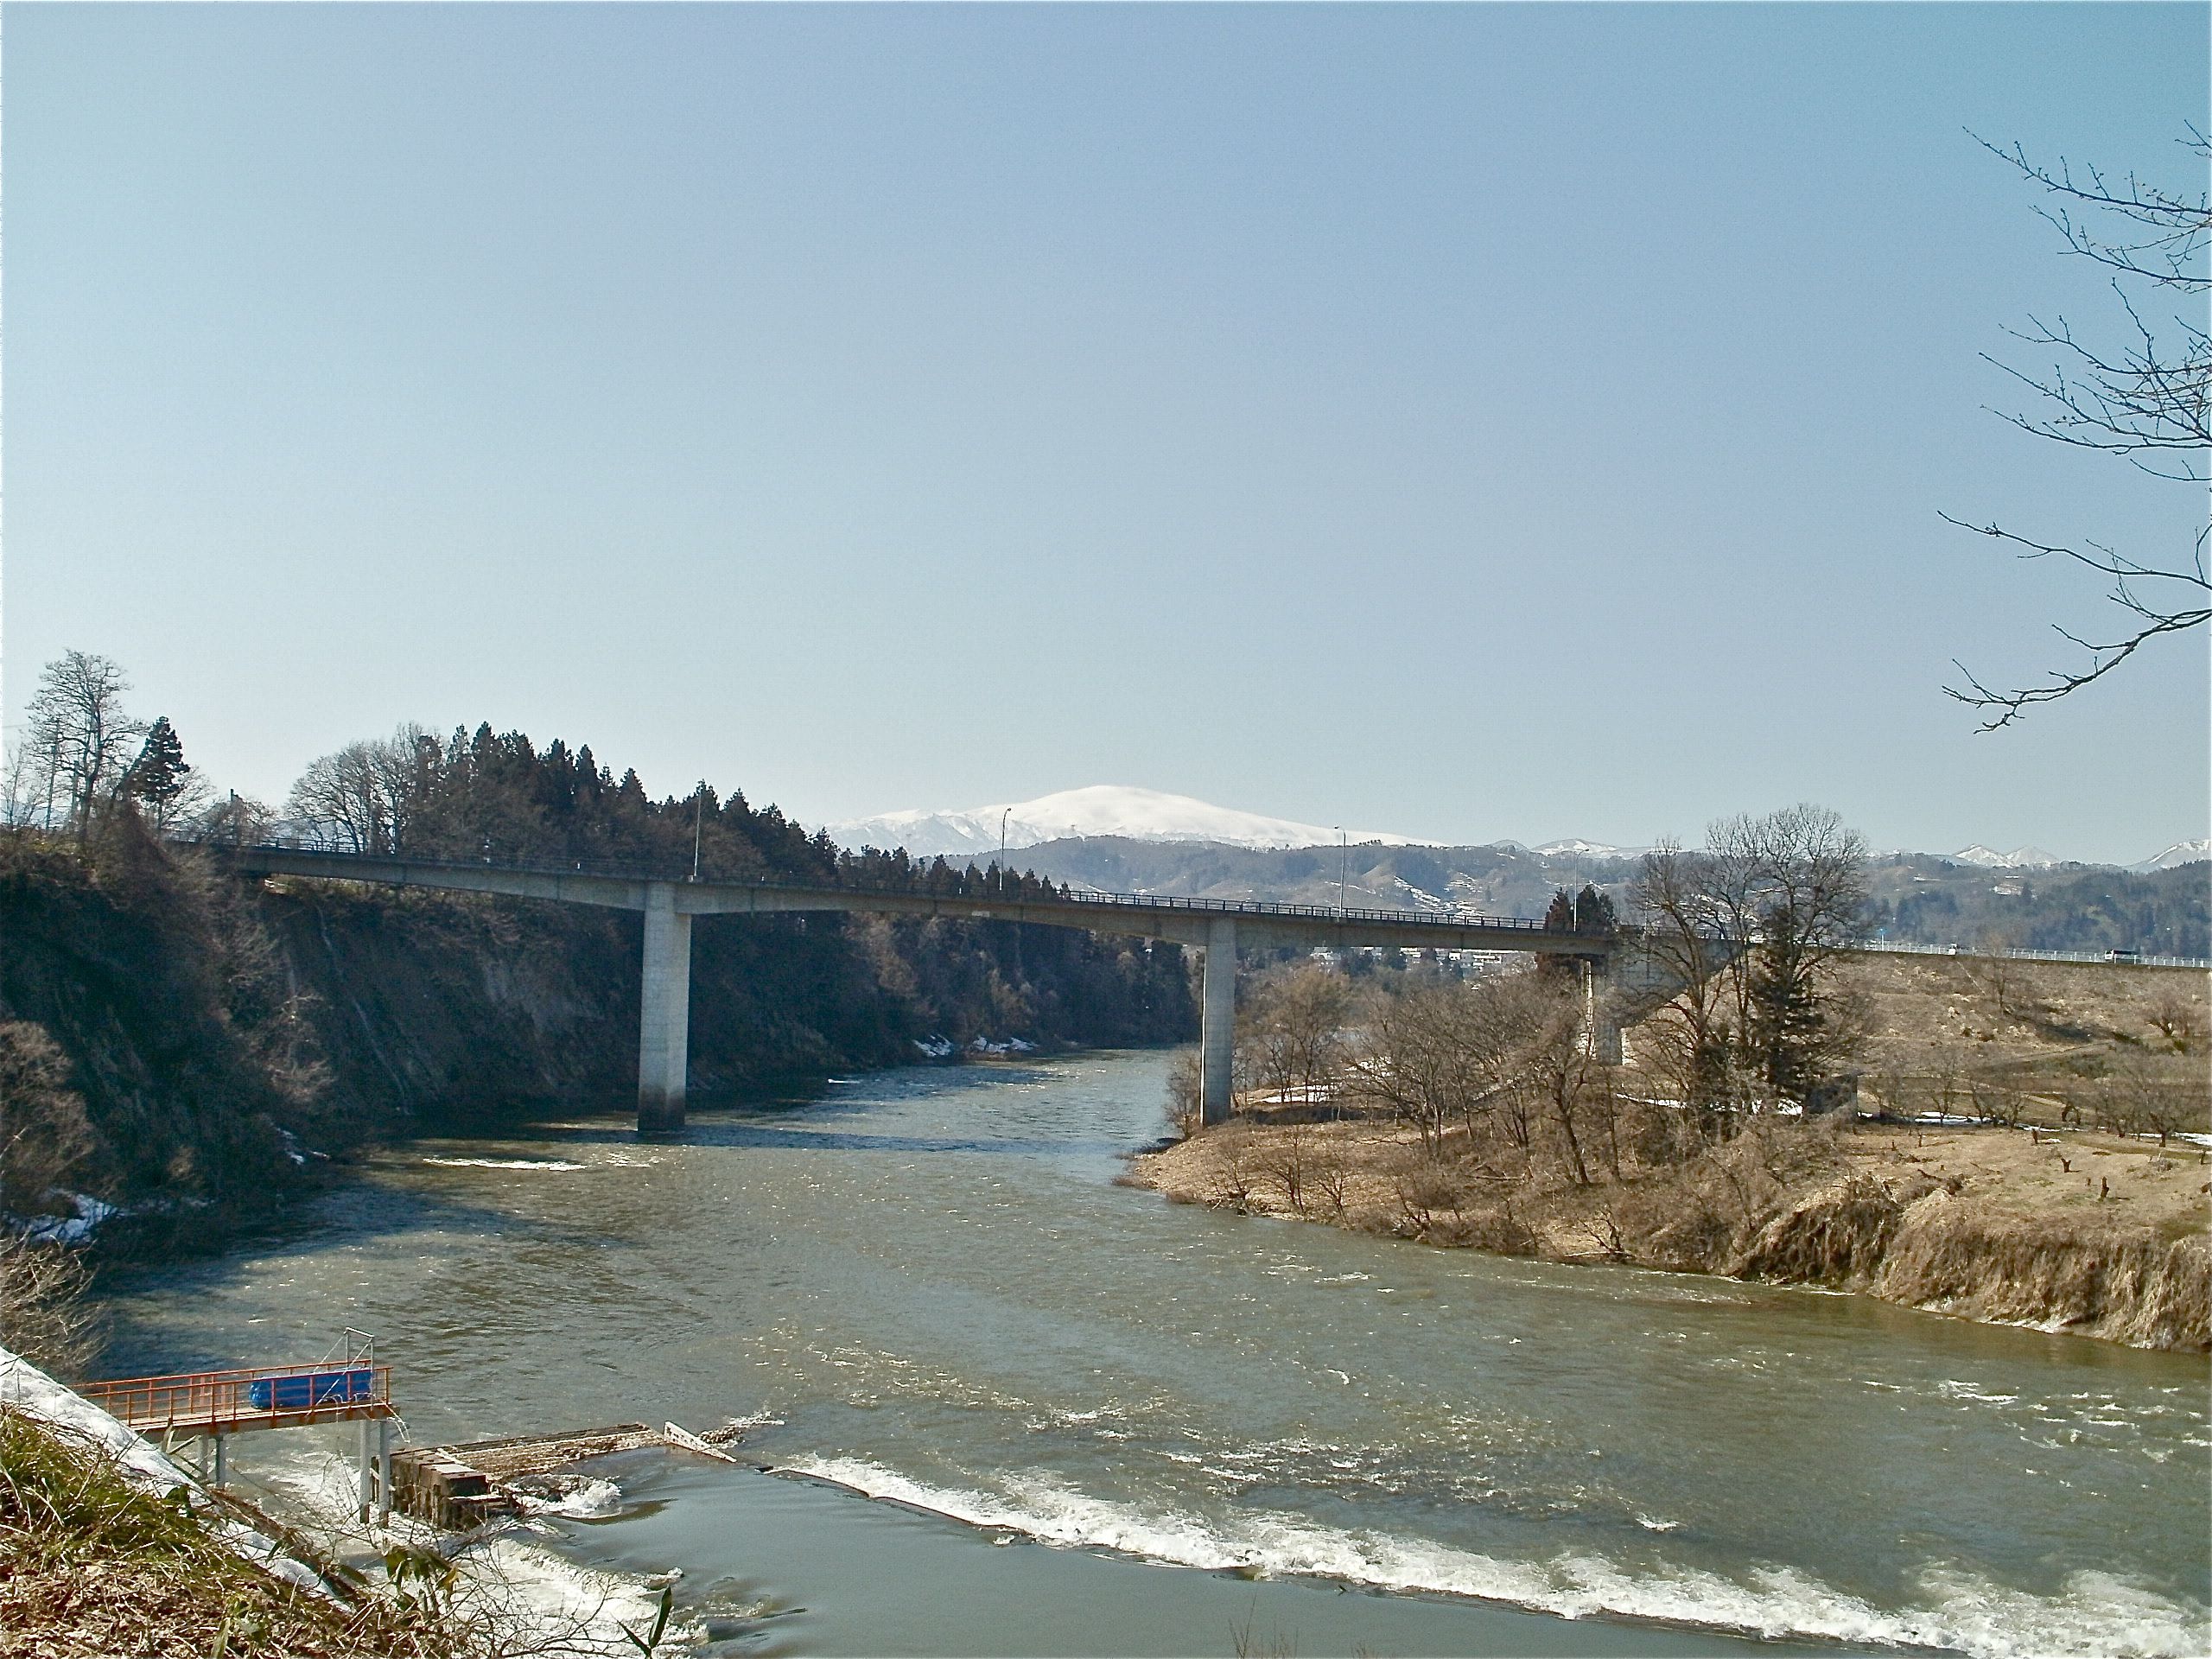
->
xmin=0 ymin=655 xmax=1195 ymax=1267
xmin=987 ymin=836 xmax=2208 ymax=957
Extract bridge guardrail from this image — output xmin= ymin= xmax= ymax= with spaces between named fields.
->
xmin=170 ymin=836 xmax=1618 ymax=942
xmin=1851 ymin=939 xmax=2209 ymax=970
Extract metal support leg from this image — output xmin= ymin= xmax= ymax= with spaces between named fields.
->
xmin=377 ymin=1417 xmax=392 ymax=1523
xmin=638 ymin=882 xmax=693 ymax=1131
xmin=358 ymin=1419 xmax=373 ymax=1522
xmin=1199 ymin=917 xmax=1237 ymax=1126
xmin=210 ymin=1432 xmax=224 ymax=1490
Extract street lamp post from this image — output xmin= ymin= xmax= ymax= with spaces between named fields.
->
xmin=1336 ymin=826 xmax=1347 ymax=917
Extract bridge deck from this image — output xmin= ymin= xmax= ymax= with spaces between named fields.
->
xmin=197 ymin=842 xmax=1621 ymax=955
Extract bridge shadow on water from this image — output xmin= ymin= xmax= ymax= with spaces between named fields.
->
xmin=99 ymin=1061 xmax=1139 ymax=1319
xmin=553 ymin=1120 xmax=1132 ymax=1159
xmin=536 ymin=1059 xmax=1143 ymax=1160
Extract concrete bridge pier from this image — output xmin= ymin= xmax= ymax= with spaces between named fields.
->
xmin=1584 ymin=962 xmax=1624 ymax=1065
xmin=639 ymin=882 xmax=692 ymax=1131
xmin=1199 ymin=917 xmax=1237 ymax=1126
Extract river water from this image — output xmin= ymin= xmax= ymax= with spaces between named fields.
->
xmin=99 ymin=1052 xmax=2209 ymax=1657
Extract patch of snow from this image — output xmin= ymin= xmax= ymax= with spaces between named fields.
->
xmin=912 ymin=1035 xmax=955 ymax=1059
xmin=19 ymin=1192 xmax=122 ymax=1245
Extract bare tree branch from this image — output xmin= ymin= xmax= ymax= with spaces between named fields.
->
xmin=1948 ymin=130 xmax=2209 ymax=724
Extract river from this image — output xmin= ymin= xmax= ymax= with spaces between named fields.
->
xmin=97 ymin=1051 xmax=2209 ymax=1657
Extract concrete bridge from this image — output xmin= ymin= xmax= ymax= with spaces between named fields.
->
xmin=215 ymin=844 xmax=1626 ymax=1131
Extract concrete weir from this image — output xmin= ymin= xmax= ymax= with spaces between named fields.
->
xmin=213 ymin=844 xmax=1621 ymax=1132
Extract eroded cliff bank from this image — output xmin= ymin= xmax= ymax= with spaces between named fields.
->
xmin=1126 ymin=1115 xmax=2211 ymax=1351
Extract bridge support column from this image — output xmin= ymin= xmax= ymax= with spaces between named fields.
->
xmin=1199 ymin=917 xmax=1237 ymax=1127
xmin=639 ymin=881 xmax=692 ymax=1131
xmin=1585 ymin=963 xmax=1622 ymax=1065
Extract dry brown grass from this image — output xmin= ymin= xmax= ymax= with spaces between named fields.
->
xmin=1843 ymin=955 xmax=2209 ymax=1133
xmin=1129 ymin=1116 xmax=2212 ymax=1350
xmin=1128 ymin=958 xmax=2212 ymax=1349
xmin=0 ymin=1407 xmax=476 ymax=1659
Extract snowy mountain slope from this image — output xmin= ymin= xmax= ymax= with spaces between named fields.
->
xmin=1947 ymin=844 xmax=2065 ymax=870
xmin=823 ymin=782 xmax=2197 ymax=876
xmin=824 ymin=785 xmax=1428 ymax=859
xmin=2133 ymin=838 xmax=2211 ymax=872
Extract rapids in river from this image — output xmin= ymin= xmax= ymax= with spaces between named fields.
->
xmin=99 ymin=1051 xmax=2209 ymax=1656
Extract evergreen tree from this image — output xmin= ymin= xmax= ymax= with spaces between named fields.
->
xmin=1572 ymin=884 xmax=1618 ymax=935
xmin=125 ymin=716 xmax=192 ymax=825
xmin=1537 ymin=888 xmax=1579 ymax=978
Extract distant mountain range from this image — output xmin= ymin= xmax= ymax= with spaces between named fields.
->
xmin=2132 ymin=838 xmax=2212 ymax=873
xmin=823 ymin=785 xmax=1426 ymax=859
xmin=1942 ymin=839 xmax=2209 ymax=874
xmin=823 ymin=785 xmax=2205 ymax=877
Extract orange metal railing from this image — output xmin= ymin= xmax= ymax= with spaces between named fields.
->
xmin=79 ymin=1363 xmax=392 ymax=1435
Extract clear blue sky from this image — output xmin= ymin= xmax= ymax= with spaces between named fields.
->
xmin=5 ymin=3 xmax=2205 ymax=863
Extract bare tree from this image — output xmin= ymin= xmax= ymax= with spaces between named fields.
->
xmin=0 ymin=1236 xmax=99 ymax=1375
xmin=1486 ymin=973 xmax=1601 ymax=1185
xmin=1165 ymin=1047 xmax=1203 ymax=1137
xmin=285 ymin=725 xmax=440 ymax=854
xmin=289 ymin=741 xmax=386 ymax=852
xmin=1725 ymin=805 xmax=1871 ymax=1102
xmin=1946 ymin=131 xmax=2209 ymax=726
xmin=22 ymin=651 xmax=147 ymax=843
xmin=1633 ymin=806 xmax=1868 ymax=1120
xmin=1354 ymin=981 xmax=1507 ymax=1155
xmin=1630 ymin=841 xmax=1740 ymax=1126
xmin=2146 ymin=988 xmax=2202 ymax=1053
xmin=196 ymin=788 xmax=278 ymax=846
xmin=368 ymin=722 xmax=440 ymax=855
xmin=1257 ymin=1122 xmax=1316 ymax=1211
xmin=1241 ymin=962 xmax=1351 ymax=1109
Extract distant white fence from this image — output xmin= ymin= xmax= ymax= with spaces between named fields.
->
xmin=1852 ymin=940 xmax=2209 ymax=971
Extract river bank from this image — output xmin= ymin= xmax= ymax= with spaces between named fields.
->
xmin=1123 ymin=1112 xmax=2212 ymax=1351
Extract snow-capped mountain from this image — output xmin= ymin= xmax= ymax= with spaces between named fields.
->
xmin=1947 ymin=844 xmax=2065 ymax=870
xmin=2133 ymin=838 xmax=2211 ymax=873
xmin=821 ymin=785 xmax=2206 ymax=874
xmin=823 ymin=785 xmax=1427 ymax=859
xmin=1532 ymin=838 xmax=1642 ymax=860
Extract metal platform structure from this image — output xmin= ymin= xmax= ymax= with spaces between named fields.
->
xmin=79 ymin=1330 xmax=398 ymax=1519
